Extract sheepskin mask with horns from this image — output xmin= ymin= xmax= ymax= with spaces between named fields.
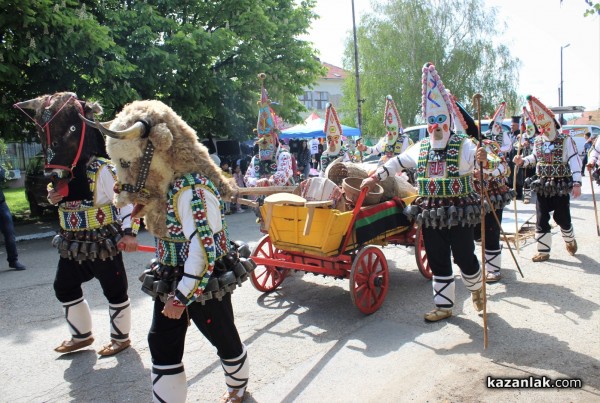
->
xmin=104 ymin=100 xmax=234 ymax=238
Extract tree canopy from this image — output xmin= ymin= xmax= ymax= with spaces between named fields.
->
xmin=339 ymin=0 xmax=521 ymax=141
xmin=0 ymin=0 xmax=323 ymax=141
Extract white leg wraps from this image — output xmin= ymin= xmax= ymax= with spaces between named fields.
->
xmin=461 ymin=268 xmax=482 ymax=292
xmin=561 ymin=225 xmax=575 ymax=244
xmin=109 ymin=299 xmax=131 ymax=342
xmin=432 ymin=275 xmax=455 ymax=308
xmin=63 ymin=297 xmax=93 ymax=341
xmin=221 ymin=344 xmax=249 ymax=392
xmin=152 ymin=363 xmax=187 ymax=403
xmin=536 ymin=232 xmax=552 ymax=255
xmin=485 ymin=249 xmax=501 ymax=274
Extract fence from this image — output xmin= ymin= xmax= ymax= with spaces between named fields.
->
xmin=0 ymin=142 xmax=42 ymax=186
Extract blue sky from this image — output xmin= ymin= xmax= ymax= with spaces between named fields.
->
xmin=304 ymin=0 xmax=600 ymax=112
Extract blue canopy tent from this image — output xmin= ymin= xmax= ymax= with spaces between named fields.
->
xmin=280 ymin=118 xmax=361 ymax=139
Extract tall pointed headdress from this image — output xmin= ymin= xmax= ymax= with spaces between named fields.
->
xmin=449 ymin=93 xmax=478 ymax=138
xmin=256 ymin=73 xmax=278 ymax=161
xmin=324 ymin=103 xmax=343 ymax=154
xmin=422 ymin=63 xmax=455 ymax=149
xmin=383 ymin=95 xmax=403 ymax=150
xmin=527 ymin=95 xmax=560 ymax=142
xmin=487 ymin=102 xmax=507 ymax=139
xmin=521 ymin=106 xmax=538 ymax=139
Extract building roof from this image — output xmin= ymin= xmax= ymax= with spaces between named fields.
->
xmin=567 ymin=109 xmax=600 ymax=125
xmin=321 ymin=62 xmax=349 ymax=79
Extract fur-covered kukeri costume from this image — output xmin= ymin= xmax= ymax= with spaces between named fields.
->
xmin=319 ymin=103 xmax=350 ymax=177
xmin=369 ymin=63 xmax=489 ymax=322
xmin=363 ymin=95 xmax=413 ymax=166
xmin=244 ymin=74 xmax=293 ymax=188
xmin=518 ymin=95 xmax=582 ymax=262
xmin=103 ymin=100 xmax=251 ymax=403
xmin=14 ymin=92 xmax=139 ymax=356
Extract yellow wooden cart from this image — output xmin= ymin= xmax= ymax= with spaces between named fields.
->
xmin=250 ymin=187 xmax=431 ymax=314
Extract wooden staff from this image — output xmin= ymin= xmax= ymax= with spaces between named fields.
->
xmin=512 ymin=127 xmax=523 ymax=253
xmin=483 ymin=188 xmax=524 ymax=278
xmin=472 ymin=93 xmax=488 ymax=349
xmin=589 ymin=166 xmax=600 ymax=236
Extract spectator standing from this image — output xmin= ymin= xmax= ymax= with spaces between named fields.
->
xmin=309 ymin=137 xmax=320 ymax=168
xmin=0 ymin=166 xmax=25 ymax=270
xmin=582 ymin=132 xmax=592 ymax=176
xmin=220 ymin=160 xmax=233 ymax=214
xmin=298 ymin=140 xmax=312 ymax=179
xmin=232 ymin=163 xmax=245 ymax=212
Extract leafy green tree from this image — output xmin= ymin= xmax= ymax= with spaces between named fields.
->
xmin=583 ymin=1 xmax=600 ymax=16
xmin=0 ymin=0 xmax=131 ymax=141
xmin=1 ymin=0 xmax=322 ymax=141
xmin=340 ymin=0 xmax=520 ymax=142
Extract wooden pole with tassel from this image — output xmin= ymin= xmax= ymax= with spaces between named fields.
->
xmin=472 ymin=93 xmax=488 ymax=349
xmin=589 ymin=166 xmax=600 ymax=236
xmin=511 ymin=111 xmax=526 ymax=253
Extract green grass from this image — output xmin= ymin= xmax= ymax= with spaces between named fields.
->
xmin=2 ymin=187 xmax=55 ymax=224
xmin=3 ymin=187 xmax=29 ymax=216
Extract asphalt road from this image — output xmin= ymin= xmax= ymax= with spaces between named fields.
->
xmin=0 ymin=179 xmax=599 ymax=402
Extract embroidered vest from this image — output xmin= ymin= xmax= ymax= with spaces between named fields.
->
xmin=58 ymin=158 xmax=120 ymax=231
xmin=534 ymin=133 xmax=572 ymax=178
xmin=155 ymin=174 xmax=230 ymax=302
xmin=416 ymin=134 xmax=475 ymax=197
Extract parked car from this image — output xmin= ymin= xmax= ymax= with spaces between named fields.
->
xmin=403 ymin=125 xmax=428 ymax=144
xmin=24 ymin=153 xmax=55 ymax=216
xmin=561 ymin=125 xmax=600 ymax=158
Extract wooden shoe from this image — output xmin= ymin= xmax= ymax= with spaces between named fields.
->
xmin=54 ymin=337 xmax=94 ymax=353
xmin=532 ymin=253 xmax=550 ymax=262
xmin=424 ymin=308 xmax=452 ymax=322
xmin=219 ymin=389 xmax=245 ymax=403
xmin=97 ymin=339 xmax=130 ymax=356
xmin=471 ymin=288 xmax=484 ymax=312
xmin=566 ymin=240 xmax=577 ymax=256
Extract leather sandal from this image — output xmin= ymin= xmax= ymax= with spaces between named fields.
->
xmin=471 ymin=288 xmax=484 ymax=312
xmin=532 ymin=253 xmax=550 ymax=262
xmin=485 ymin=272 xmax=502 ymax=283
xmin=424 ymin=308 xmax=452 ymax=322
xmin=566 ymin=240 xmax=577 ymax=256
xmin=54 ymin=337 xmax=94 ymax=353
xmin=97 ymin=339 xmax=131 ymax=356
xmin=219 ymin=389 xmax=245 ymax=403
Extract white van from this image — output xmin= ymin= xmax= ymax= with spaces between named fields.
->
xmin=561 ymin=125 xmax=600 ymax=158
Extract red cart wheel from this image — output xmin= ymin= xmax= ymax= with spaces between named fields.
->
xmin=349 ymin=246 xmax=389 ymax=314
xmin=250 ymin=235 xmax=288 ymax=292
xmin=415 ymin=225 xmax=432 ymax=280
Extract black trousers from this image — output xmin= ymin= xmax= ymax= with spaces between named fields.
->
xmin=0 ymin=200 xmax=18 ymax=264
xmin=422 ymin=226 xmax=480 ymax=277
xmin=536 ymin=194 xmax=572 ymax=233
xmin=53 ymin=255 xmax=129 ymax=304
xmin=148 ymin=293 xmax=243 ymax=366
xmin=473 ymin=209 xmax=503 ymax=251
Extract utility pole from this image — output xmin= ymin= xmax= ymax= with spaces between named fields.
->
xmin=351 ymin=0 xmax=362 ymax=136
